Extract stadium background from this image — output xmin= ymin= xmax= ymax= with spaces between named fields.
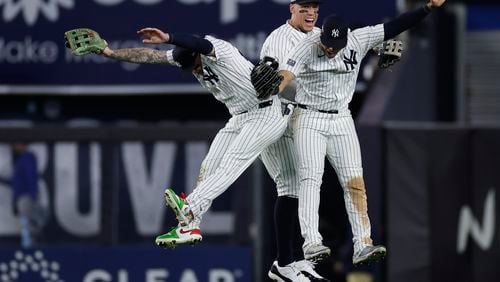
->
xmin=1 ymin=0 xmax=499 ymax=281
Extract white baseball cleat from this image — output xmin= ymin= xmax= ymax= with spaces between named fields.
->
xmin=304 ymin=243 xmax=331 ymax=263
xmin=268 ymin=261 xmax=311 ymax=282
xmin=353 ymin=245 xmax=386 ymax=266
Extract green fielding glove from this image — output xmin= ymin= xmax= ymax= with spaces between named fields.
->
xmin=64 ymin=28 xmax=108 ymax=56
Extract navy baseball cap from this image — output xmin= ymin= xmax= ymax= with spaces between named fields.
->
xmin=320 ymin=15 xmax=348 ymax=49
xmin=290 ymin=0 xmax=321 ymax=5
xmin=172 ymin=47 xmax=197 ymax=70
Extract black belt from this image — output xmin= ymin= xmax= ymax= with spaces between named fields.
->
xmin=239 ymin=100 xmax=273 ymax=114
xmin=298 ymin=104 xmax=338 ymax=114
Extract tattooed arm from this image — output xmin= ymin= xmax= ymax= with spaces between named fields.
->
xmin=102 ymin=47 xmax=173 ymax=65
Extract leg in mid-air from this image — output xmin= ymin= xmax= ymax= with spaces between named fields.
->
xmin=155 ymin=120 xmax=239 ymax=248
xmin=157 ymin=103 xmax=289 ymax=248
xmin=325 ymin=117 xmax=386 ymax=265
xmin=261 ymin=119 xmax=328 ymax=281
xmin=293 ymin=112 xmax=332 ymax=263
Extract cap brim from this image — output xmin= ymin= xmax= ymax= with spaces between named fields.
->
xmin=320 ymin=34 xmax=347 ymax=49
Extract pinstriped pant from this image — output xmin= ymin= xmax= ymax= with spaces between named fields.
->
xmin=195 ymin=104 xmax=299 ymax=198
xmin=260 ymin=108 xmax=300 ymax=198
xmin=187 ymin=98 xmax=290 ymax=224
xmin=292 ymin=108 xmax=373 ymax=253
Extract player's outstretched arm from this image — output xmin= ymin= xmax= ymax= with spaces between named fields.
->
xmin=64 ymin=28 xmax=172 ymax=64
xmin=102 ymin=47 xmax=172 ymax=64
xmin=138 ymin=27 xmax=215 ymax=57
xmin=383 ymin=0 xmax=446 ymax=40
xmin=97 ymin=27 xmax=169 ymax=63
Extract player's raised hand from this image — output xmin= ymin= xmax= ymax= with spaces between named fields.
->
xmin=427 ymin=0 xmax=446 ymax=9
xmin=137 ymin=27 xmax=170 ymax=44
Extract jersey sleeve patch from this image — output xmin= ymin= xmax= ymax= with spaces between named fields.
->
xmin=287 ymin=59 xmax=296 ymax=67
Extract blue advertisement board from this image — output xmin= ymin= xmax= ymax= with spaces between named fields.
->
xmin=0 ymin=0 xmax=395 ymax=94
xmin=0 ymin=245 xmax=252 ymax=282
xmin=467 ymin=5 xmax=500 ymax=30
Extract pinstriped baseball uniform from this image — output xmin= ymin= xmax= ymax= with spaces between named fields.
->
xmin=195 ymin=36 xmax=272 ymax=115
xmin=259 ymin=22 xmax=320 ymax=198
xmin=282 ymin=24 xmax=385 ymax=253
xmin=168 ymin=36 xmax=291 ymax=224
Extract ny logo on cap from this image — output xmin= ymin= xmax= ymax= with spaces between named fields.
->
xmin=331 ymin=29 xmax=340 ymax=38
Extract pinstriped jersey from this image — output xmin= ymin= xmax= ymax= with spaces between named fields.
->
xmin=282 ymin=24 xmax=385 ymax=112
xmin=260 ymin=22 xmax=321 ymax=67
xmin=194 ymin=35 xmax=268 ymax=115
xmin=260 ymin=22 xmax=320 ymax=102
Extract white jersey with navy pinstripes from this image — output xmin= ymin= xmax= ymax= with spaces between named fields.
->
xmin=260 ymin=22 xmax=320 ymax=103
xmin=257 ymin=23 xmax=320 ymax=198
xmin=282 ymin=24 xmax=384 ymax=111
xmin=195 ymin=35 xmax=267 ymax=115
xmin=260 ymin=21 xmax=320 ymax=71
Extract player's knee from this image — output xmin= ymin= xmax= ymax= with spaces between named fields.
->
xmin=300 ymin=176 xmax=322 ymax=188
xmin=346 ymin=176 xmax=366 ymax=193
xmin=276 ymin=183 xmax=300 ymax=198
xmin=277 ymin=190 xmax=299 ymax=198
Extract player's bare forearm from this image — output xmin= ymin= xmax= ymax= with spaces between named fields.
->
xmin=278 ymin=70 xmax=296 ymax=93
xmin=103 ymin=47 xmax=169 ymax=64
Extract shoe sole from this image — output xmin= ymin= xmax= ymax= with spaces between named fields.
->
xmin=300 ymin=271 xmax=330 ymax=282
xmin=267 ymin=271 xmax=287 ymax=282
xmin=164 ymin=189 xmax=189 ymax=226
xmin=305 ymin=248 xmax=331 ymax=263
xmin=353 ymin=248 xmax=387 ymax=266
xmin=268 ymin=267 xmax=320 ymax=282
xmin=155 ymin=236 xmax=202 ymax=250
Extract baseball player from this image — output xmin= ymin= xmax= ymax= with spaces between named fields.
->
xmin=264 ymin=0 xmax=447 ymax=266
xmin=262 ymin=0 xmax=403 ymax=278
xmin=259 ymin=0 xmax=329 ymax=281
xmin=129 ymin=29 xmax=298 ymax=250
xmin=66 ymin=27 xmax=297 ymax=246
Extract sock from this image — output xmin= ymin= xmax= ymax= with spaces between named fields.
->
xmin=291 ymin=206 xmax=305 ymax=262
xmin=275 ymin=196 xmax=299 ymax=266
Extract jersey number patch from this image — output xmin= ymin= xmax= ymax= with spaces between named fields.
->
xmin=203 ymin=66 xmax=220 ymax=85
xmin=343 ymin=50 xmax=358 ymax=71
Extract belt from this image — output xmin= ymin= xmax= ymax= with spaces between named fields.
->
xmin=239 ymin=100 xmax=273 ymax=114
xmin=298 ymin=104 xmax=338 ymax=114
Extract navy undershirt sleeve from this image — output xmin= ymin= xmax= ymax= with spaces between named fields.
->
xmin=168 ymin=33 xmax=214 ymax=55
xmin=383 ymin=6 xmax=431 ymax=40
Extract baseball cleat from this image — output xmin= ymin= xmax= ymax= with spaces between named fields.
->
xmin=304 ymin=243 xmax=331 ymax=263
xmin=268 ymin=261 xmax=311 ymax=282
xmin=353 ymin=245 xmax=386 ymax=266
xmin=291 ymin=260 xmax=329 ymax=281
xmin=155 ymin=225 xmax=202 ymax=249
xmin=164 ymin=188 xmax=193 ymax=226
